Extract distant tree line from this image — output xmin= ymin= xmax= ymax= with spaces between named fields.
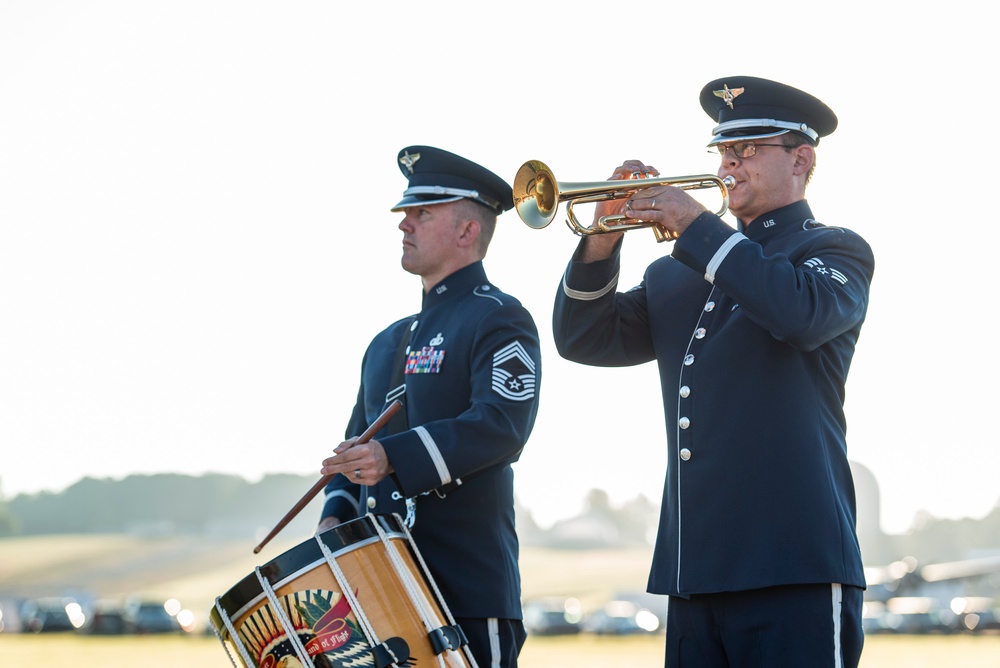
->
xmin=0 ymin=473 xmax=658 ymax=547
xmin=1 ymin=473 xmax=321 ymax=536
xmin=888 ymin=506 xmax=1000 ymax=563
xmin=1 ymin=474 xmax=998 ymax=564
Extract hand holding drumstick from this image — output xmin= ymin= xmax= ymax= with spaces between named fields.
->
xmin=252 ymin=400 xmax=401 ymax=554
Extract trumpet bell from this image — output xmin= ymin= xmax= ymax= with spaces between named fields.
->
xmin=513 ymin=160 xmax=560 ymax=229
xmin=512 ymin=158 xmax=735 ymax=242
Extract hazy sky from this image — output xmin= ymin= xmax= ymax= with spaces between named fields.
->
xmin=1 ymin=1 xmax=995 ymax=538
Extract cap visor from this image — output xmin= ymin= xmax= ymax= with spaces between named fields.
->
xmin=390 ymin=194 xmax=465 ymax=212
xmin=707 ymin=129 xmax=789 ymax=147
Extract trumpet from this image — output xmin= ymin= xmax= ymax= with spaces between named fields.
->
xmin=513 ymin=159 xmax=736 ymax=242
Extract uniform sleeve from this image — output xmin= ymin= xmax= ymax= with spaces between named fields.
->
xmin=673 ymin=211 xmax=875 ymax=352
xmin=319 ymin=357 xmax=371 ymax=523
xmin=378 ymin=302 xmax=542 ymax=498
xmin=552 ymin=237 xmax=656 ymax=367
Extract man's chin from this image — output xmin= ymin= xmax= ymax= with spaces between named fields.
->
xmin=400 ymin=258 xmax=419 ymax=276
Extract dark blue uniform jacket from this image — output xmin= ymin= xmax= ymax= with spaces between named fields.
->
xmin=553 ymin=200 xmax=873 ymax=597
xmin=322 ymin=261 xmax=541 ymax=619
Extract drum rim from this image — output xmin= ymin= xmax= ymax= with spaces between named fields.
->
xmin=210 ymin=513 xmax=407 ymax=636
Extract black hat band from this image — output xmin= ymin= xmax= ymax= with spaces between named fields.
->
xmin=708 ymin=118 xmax=818 ymax=146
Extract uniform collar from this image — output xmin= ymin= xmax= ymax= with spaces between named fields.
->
xmin=738 ymin=199 xmax=814 ymax=240
xmin=422 ymin=261 xmax=489 ymax=309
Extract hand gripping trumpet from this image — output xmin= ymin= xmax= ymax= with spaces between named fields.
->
xmin=513 ymin=159 xmax=735 ymax=242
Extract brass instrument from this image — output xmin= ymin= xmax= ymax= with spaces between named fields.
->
xmin=513 ymin=159 xmax=736 ymax=242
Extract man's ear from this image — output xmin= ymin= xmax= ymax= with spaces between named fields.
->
xmin=792 ymin=144 xmax=815 ymax=176
xmin=456 ymin=218 xmax=481 ymax=249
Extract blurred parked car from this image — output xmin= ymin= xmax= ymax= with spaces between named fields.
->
xmin=583 ymin=600 xmax=661 ymax=635
xmin=125 ymin=599 xmax=182 ymax=634
xmin=946 ymin=597 xmax=1000 ymax=633
xmin=862 ymin=600 xmax=889 ymax=634
xmin=523 ymin=596 xmax=583 ymax=636
xmin=20 ymin=597 xmax=83 ymax=633
xmin=879 ymin=596 xmax=949 ymax=634
xmin=82 ymin=600 xmax=128 ymax=635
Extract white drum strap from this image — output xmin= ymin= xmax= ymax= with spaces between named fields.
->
xmin=314 ymin=533 xmax=380 ymax=649
xmin=398 ymin=516 xmax=457 ymax=625
xmin=374 ymin=514 xmax=441 ymax=627
xmin=256 ymin=566 xmax=317 ymax=668
xmin=212 ymin=599 xmax=253 ymax=668
xmin=374 ymin=514 xmax=454 ymax=668
xmin=398 ymin=516 xmax=480 ymax=668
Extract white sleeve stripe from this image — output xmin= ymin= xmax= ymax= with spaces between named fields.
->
xmin=324 ymin=489 xmax=359 ymax=514
xmin=414 ymin=425 xmax=452 ymax=486
xmin=562 ymin=268 xmax=619 ymax=301
xmin=704 ymin=232 xmax=746 ymax=284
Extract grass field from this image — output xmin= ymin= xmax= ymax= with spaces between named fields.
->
xmin=1 ymin=632 xmax=999 ymax=666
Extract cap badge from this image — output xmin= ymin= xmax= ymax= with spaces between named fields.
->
xmin=399 ymin=150 xmax=421 ymax=174
xmin=713 ymin=84 xmax=745 ymax=109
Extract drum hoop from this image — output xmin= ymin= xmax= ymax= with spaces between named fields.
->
xmin=224 ymin=533 xmax=386 ymax=626
xmin=211 ymin=514 xmax=408 ymax=635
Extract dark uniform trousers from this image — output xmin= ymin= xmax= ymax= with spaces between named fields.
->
xmin=666 ymin=584 xmax=864 ymax=667
xmin=459 ymin=617 xmax=528 ymax=668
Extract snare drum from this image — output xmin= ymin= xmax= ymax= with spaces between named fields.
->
xmin=210 ymin=513 xmax=474 ymax=668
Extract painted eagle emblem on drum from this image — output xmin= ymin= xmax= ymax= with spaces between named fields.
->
xmin=248 ymin=589 xmax=376 ymax=668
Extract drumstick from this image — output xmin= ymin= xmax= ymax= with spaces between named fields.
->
xmin=252 ymin=399 xmax=402 ymax=554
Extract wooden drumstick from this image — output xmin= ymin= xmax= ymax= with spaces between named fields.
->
xmin=252 ymin=399 xmax=402 ymax=554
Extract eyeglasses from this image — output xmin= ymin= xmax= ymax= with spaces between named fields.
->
xmin=712 ymin=141 xmax=793 ymax=159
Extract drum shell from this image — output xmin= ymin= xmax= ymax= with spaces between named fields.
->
xmin=211 ymin=513 xmax=468 ymax=667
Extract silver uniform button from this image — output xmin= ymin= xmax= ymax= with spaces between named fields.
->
xmin=678 ymin=417 xmax=690 ymax=429
xmin=367 ymin=497 xmax=377 ymax=509
xmin=704 ymin=302 xmax=716 ymax=312
xmin=695 ymin=327 xmax=706 ymax=339
xmin=680 ymin=448 xmax=692 ymax=461
xmin=679 ymin=385 xmax=690 ymax=398
xmin=684 ymin=354 xmax=695 ymax=366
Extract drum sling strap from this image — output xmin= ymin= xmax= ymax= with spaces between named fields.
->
xmin=373 ymin=317 xmax=474 ymax=667
xmin=383 ymin=317 xmax=414 ymax=436
xmin=380 ymin=317 xmax=418 ymax=528
xmin=383 ymin=318 xmax=468 ymax=516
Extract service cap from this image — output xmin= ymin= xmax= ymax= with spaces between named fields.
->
xmin=700 ymin=76 xmax=837 ymax=146
xmin=391 ymin=145 xmax=514 ymax=215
